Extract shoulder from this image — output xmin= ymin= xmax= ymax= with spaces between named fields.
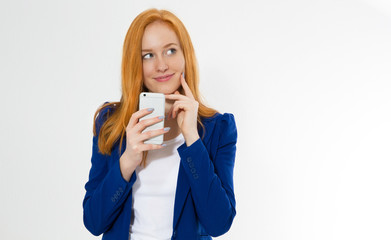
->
xmin=217 ymin=113 xmax=237 ymax=139
xmin=200 ymin=112 xmax=237 ymax=141
xmin=94 ymin=101 xmax=118 ymax=134
xmin=97 ymin=101 xmax=116 ymax=118
xmin=201 ymin=112 xmax=236 ymax=129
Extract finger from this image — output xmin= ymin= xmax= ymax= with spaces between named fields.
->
xmin=134 ymin=115 xmax=164 ymax=133
xmin=173 ymin=106 xmax=185 ymax=119
xmin=128 ymin=108 xmax=154 ymax=128
xmin=137 ymin=143 xmax=165 ymax=152
xmin=170 ymin=101 xmax=181 ymax=119
xmin=164 ymin=94 xmax=188 ymax=101
xmin=171 ymin=101 xmax=187 ymax=119
xmin=139 ymin=127 xmax=170 ymax=142
xmin=180 ymin=73 xmax=195 ymax=100
xmin=166 ymin=91 xmax=181 ymax=120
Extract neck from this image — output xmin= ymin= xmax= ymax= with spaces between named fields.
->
xmin=163 ymin=99 xmax=181 ymax=141
xmin=163 ymin=117 xmax=181 ymax=141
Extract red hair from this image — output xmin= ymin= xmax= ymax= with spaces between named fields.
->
xmin=93 ymin=9 xmax=218 ymax=164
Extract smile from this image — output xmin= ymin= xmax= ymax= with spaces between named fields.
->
xmin=154 ymin=73 xmax=175 ymax=82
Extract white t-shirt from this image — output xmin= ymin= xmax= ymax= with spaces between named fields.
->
xmin=129 ymin=133 xmax=185 ymax=240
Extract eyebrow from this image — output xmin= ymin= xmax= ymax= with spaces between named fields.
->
xmin=141 ymin=43 xmax=178 ymax=52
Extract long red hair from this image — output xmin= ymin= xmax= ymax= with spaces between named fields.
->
xmin=93 ymin=9 xmax=218 ymax=163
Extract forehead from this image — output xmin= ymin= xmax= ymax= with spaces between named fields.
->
xmin=142 ymin=21 xmax=180 ymax=49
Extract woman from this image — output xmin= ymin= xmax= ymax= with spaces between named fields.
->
xmin=83 ymin=8 xmax=237 ymax=240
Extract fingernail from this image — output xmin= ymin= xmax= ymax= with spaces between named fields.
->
xmin=158 ymin=116 xmax=164 ymax=119
xmin=147 ymin=108 xmax=154 ymax=111
xmin=164 ymin=127 xmax=170 ymax=131
xmin=161 ymin=143 xmax=167 ymax=147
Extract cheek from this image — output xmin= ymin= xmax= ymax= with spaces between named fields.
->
xmin=142 ymin=62 xmax=155 ymax=90
xmin=179 ymin=55 xmax=185 ymax=69
xmin=142 ymin=61 xmax=153 ymax=77
xmin=170 ymin=56 xmax=185 ymax=71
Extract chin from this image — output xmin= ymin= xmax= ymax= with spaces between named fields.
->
xmin=146 ymin=85 xmax=181 ymax=94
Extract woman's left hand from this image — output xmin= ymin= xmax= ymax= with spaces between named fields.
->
xmin=165 ymin=74 xmax=200 ymax=145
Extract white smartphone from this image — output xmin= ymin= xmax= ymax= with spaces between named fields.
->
xmin=139 ymin=92 xmax=165 ymax=145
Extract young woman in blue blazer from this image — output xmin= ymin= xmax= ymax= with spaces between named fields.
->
xmin=83 ymin=8 xmax=238 ymax=240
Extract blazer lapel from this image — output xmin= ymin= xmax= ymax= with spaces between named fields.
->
xmin=172 ymin=159 xmax=190 ymax=230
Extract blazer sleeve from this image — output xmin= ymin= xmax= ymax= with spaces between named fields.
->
xmin=177 ymin=113 xmax=237 ymax=237
xmin=82 ymin=103 xmax=136 ymax=236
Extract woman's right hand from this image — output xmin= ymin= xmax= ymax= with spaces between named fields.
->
xmin=119 ymin=108 xmax=169 ymax=181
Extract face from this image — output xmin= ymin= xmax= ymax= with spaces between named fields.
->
xmin=141 ymin=21 xmax=185 ymax=94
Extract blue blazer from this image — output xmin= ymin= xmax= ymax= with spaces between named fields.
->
xmin=83 ymin=102 xmax=237 ymax=240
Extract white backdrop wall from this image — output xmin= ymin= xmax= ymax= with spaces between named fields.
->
xmin=0 ymin=0 xmax=390 ymax=239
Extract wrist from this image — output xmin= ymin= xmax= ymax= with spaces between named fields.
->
xmin=183 ymin=130 xmax=200 ymax=147
xmin=119 ymin=152 xmax=139 ymax=182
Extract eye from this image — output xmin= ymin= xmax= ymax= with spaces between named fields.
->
xmin=142 ymin=53 xmax=153 ymax=59
xmin=166 ymin=48 xmax=177 ymax=55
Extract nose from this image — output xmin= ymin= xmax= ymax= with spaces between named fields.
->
xmin=156 ymin=56 xmax=168 ymax=72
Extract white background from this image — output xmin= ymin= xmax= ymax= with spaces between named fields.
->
xmin=1 ymin=0 xmax=390 ymax=239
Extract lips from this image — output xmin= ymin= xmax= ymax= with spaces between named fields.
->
xmin=154 ymin=73 xmax=175 ymax=82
